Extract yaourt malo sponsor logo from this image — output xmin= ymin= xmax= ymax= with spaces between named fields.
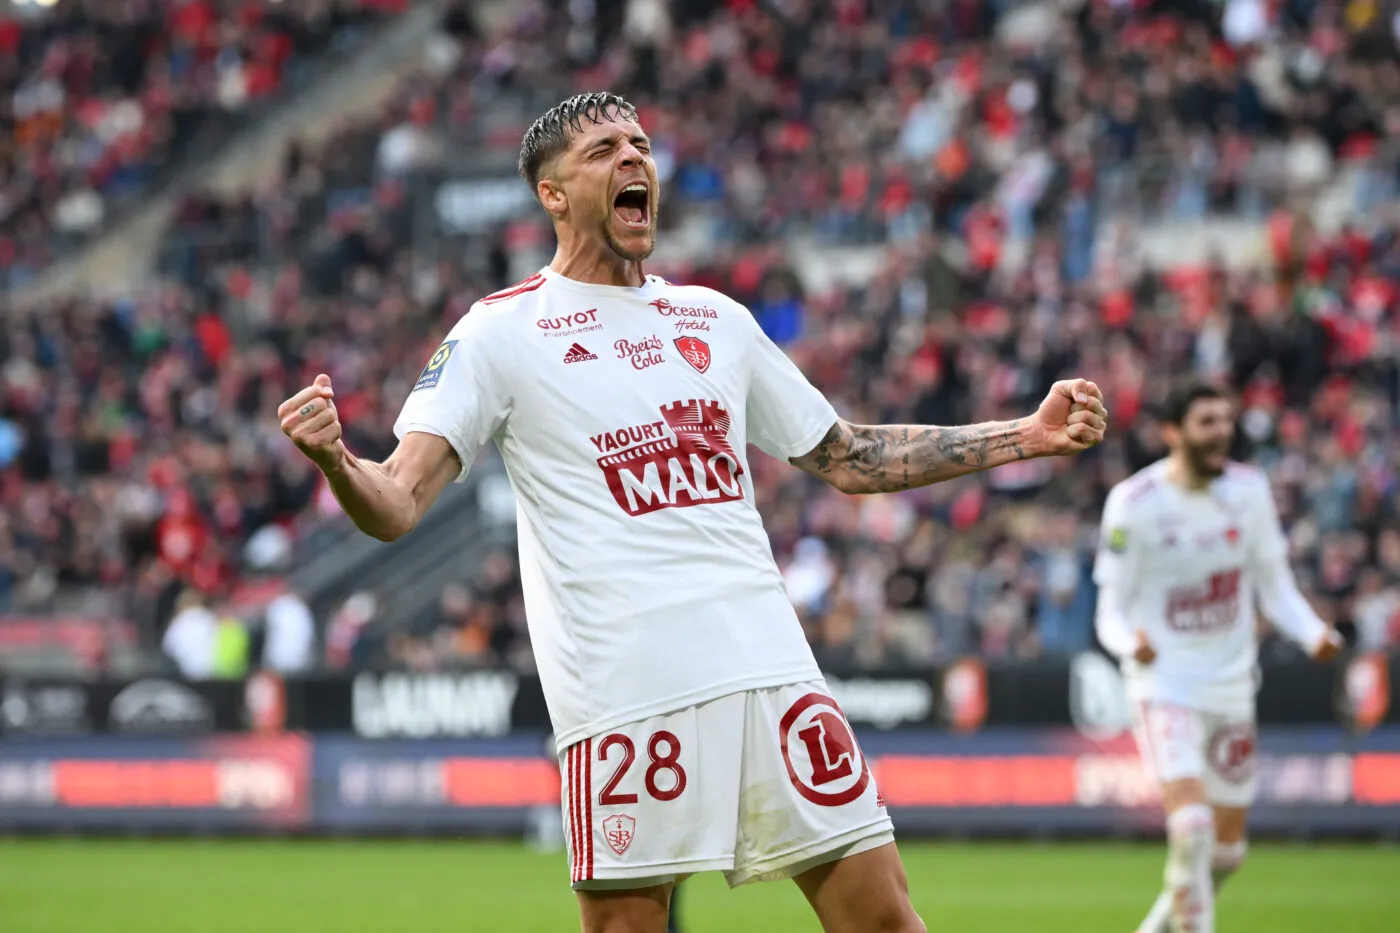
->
xmin=591 ymin=400 xmax=745 ymax=516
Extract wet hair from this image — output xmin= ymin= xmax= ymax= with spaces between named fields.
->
xmin=1160 ymin=380 xmax=1229 ymax=425
xmin=517 ymin=92 xmax=639 ymax=192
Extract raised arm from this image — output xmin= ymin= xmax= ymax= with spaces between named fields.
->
xmin=790 ymin=418 xmax=1032 ymax=494
xmin=1247 ymin=477 xmax=1342 ymax=661
xmin=789 ymin=379 xmax=1108 ymax=494
xmin=1254 ymin=553 xmax=1337 ymax=659
xmin=279 ymin=374 xmax=461 ymax=541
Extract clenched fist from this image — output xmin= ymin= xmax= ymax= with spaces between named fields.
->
xmin=279 ymin=374 xmax=346 ymax=473
xmin=1132 ymin=630 xmax=1157 ymax=666
xmin=1031 ymin=378 xmax=1108 ymax=456
xmin=1311 ymin=628 xmax=1344 ymax=663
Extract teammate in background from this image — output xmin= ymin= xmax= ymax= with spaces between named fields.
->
xmin=1094 ymin=381 xmax=1342 ymax=933
xmin=280 ymin=93 xmax=1108 ymax=933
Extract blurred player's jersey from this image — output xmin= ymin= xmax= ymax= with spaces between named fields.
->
xmin=394 ymin=268 xmax=835 ymax=750
xmin=1093 ymin=460 xmax=1291 ymax=711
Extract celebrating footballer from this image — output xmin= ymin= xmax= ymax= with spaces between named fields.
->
xmin=280 ymin=93 xmax=1108 ymax=933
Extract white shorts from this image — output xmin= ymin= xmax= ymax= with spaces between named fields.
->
xmin=1131 ymin=699 xmax=1258 ymax=807
xmin=558 ymin=680 xmax=895 ymax=890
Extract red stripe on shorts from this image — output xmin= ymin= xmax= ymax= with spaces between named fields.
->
xmin=584 ymin=737 xmax=594 ymax=881
xmin=567 ymin=745 xmax=580 ymax=882
xmin=1136 ymin=701 xmax=1158 ymax=761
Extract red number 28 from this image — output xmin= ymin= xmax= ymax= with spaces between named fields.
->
xmin=597 ymin=730 xmax=688 ymax=805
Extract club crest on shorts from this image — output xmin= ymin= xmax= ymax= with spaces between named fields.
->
xmin=601 ymin=813 xmax=636 ymax=856
xmin=778 ymin=693 xmax=871 ymax=807
xmin=674 ymin=336 xmax=711 ymax=374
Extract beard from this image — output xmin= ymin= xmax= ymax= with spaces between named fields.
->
xmin=601 ymin=216 xmax=656 ymax=263
xmin=1185 ymin=441 xmax=1228 ymax=478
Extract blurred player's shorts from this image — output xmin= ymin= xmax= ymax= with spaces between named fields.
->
xmin=1132 ymin=699 xmax=1258 ymax=807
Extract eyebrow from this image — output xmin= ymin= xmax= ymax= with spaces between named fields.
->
xmin=581 ymin=130 xmax=650 ymax=152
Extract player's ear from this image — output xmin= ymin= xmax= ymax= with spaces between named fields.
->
xmin=537 ymin=169 xmax=567 ymax=218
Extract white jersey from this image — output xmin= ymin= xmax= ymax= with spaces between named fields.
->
xmin=1093 ymin=460 xmax=1327 ymax=711
xmin=394 ymin=268 xmax=835 ymax=750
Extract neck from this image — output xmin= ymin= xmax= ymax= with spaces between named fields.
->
xmin=1165 ymin=454 xmax=1210 ymax=492
xmin=549 ymin=228 xmax=645 ymax=287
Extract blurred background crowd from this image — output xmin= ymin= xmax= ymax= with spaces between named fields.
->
xmin=1 ymin=0 xmax=1398 ymax=680
xmin=1 ymin=0 xmax=407 ymax=287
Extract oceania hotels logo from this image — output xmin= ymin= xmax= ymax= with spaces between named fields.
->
xmin=537 ymin=308 xmax=603 ymax=338
xmin=649 ymin=297 xmax=716 ymax=333
xmin=591 ymin=399 xmax=744 ymax=517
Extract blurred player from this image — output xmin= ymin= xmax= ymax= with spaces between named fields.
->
xmin=1094 ymin=381 xmax=1342 ymax=933
xmin=280 ymin=92 xmax=1108 ymax=933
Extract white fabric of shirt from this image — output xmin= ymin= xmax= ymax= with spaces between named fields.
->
xmin=395 ymin=268 xmax=837 ymax=750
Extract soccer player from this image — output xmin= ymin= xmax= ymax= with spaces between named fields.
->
xmin=279 ymin=93 xmax=1108 ymax=933
xmin=1094 ymin=381 xmax=1342 ymax=933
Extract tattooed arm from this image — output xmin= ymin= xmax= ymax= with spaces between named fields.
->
xmin=790 ymin=419 xmax=1034 ymax=493
xmin=790 ymin=379 xmax=1108 ymax=495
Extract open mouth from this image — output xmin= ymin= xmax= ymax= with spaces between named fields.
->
xmin=613 ymin=183 xmax=650 ymax=228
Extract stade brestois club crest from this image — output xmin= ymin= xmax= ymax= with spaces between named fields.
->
xmin=602 ymin=814 xmax=636 ymax=855
xmin=674 ymin=337 xmax=711 ymax=373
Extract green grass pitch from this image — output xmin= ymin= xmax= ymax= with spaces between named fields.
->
xmin=1 ymin=839 xmax=1395 ymax=932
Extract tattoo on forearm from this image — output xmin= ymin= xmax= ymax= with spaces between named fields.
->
xmin=795 ymin=420 xmax=1028 ymax=494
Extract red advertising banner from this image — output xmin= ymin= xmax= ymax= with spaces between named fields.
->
xmin=0 ymin=735 xmax=311 ymax=827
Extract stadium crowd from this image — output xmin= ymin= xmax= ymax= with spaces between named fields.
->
xmin=0 ymin=0 xmax=404 ymax=289
xmin=1 ymin=0 xmax=1398 ymax=677
xmin=162 ymin=0 xmax=1400 ymax=271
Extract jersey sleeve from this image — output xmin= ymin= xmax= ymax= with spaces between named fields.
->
xmin=1093 ymin=484 xmax=1144 ymax=658
xmin=1245 ymin=471 xmax=1289 ymax=566
xmin=1093 ymin=484 xmax=1143 ymax=590
xmin=393 ymin=306 xmax=511 ymax=482
xmin=1247 ymin=472 xmax=1329 ymax=651
xmin=741 ymin=305 xmax=838 ymax=460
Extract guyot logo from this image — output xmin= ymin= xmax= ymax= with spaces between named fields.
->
xmin=536 ymin=309 xmax=599 ymax=332
xmin=590 ymin=400 xmax=744 ymax=516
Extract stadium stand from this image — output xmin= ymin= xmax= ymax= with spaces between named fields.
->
xmin=1 ymin=0 xmax=1397 ymax=676
xmin=0 ymin=0 xmax=408 ymax=290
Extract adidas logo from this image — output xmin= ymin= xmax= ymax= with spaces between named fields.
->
xmin=563 ymin=343 xmax=598 ymax=364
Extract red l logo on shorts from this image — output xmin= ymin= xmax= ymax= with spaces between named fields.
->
xmin=674 ymin=337 xmax=711 ymax=374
